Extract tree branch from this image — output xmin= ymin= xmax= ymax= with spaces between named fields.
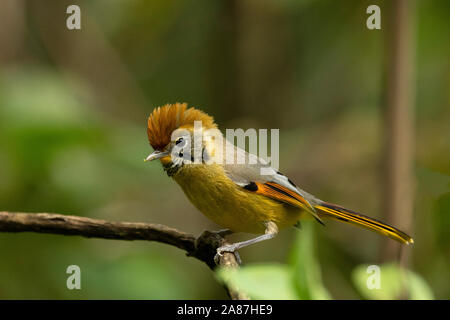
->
xmin=0 ymin=211 xmax=249 ymax=300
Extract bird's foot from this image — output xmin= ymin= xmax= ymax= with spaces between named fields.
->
xmin=214 ymin=244 xmax=242 ymax=265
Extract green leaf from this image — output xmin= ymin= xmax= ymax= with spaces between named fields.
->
xmin=352 ymin=263 xmax=434 ymax=300
xmin=289 ymin=222 xmax=332 ymax=300
xmin=407 ymin=270 xmax=435 ymax=300
xmin=215 ymin=223 xmax=332 ymax=300
xmin=216 ymin=263 xmax=298 ymax=300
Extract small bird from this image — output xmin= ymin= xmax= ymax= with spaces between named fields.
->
xmin=145 ymin=103 xmax=413 ymax=262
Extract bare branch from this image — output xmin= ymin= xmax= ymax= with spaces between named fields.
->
xmin=0 ymin=211 xmax=249 ymax=300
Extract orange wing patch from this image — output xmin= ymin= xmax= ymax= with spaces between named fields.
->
xmin=266 ymin=182 xmax=311 ymax=207
xmin=249 ymin=182 xmax=323 ymax=224
xmin=248 ymin=182 xmax=310 ymax=211
xmin=254 ymin=182 xmax=301 ymax=206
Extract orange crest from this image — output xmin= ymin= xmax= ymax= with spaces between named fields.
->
xmin=147 ymin=103 xmax=217 ymax=150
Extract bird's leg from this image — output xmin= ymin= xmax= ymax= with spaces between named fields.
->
xmin=214 ymin=221 xmax=278 ymax=264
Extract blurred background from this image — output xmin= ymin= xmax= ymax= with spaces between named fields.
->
xmin=0 ymin=0 xmax=448 ymax=299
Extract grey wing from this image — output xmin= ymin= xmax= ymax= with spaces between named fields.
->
xmin=222 ymin=140 xmax=319 ymax=212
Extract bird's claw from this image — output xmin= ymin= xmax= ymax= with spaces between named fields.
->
xmin=234 ymin=251 xmax=242 ymax=265
xmin=214 ymin=245 xmax=242 ymax=265
xmin=213 ymin=251 xmax=222 ymax=265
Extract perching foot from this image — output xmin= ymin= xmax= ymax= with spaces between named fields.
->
xmin=214 ymin=244 xmax=242 ymax=265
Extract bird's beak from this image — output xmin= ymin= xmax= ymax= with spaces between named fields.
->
xmin=144 ymin=150 xmax=170 ymax=162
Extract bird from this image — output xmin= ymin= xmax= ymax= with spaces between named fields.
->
xmin=145 ymin=102 xmax=413 ymax=263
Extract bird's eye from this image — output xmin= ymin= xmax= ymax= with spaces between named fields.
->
xmin=175 ymin=137 xmax=184 ymax=145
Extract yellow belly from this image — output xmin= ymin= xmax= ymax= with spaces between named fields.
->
xmin=172 ymin=163 xmax=304 ymax=234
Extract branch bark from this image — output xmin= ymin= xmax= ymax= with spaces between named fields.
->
xmin=0 ymin=211 xmax=249 ymax=300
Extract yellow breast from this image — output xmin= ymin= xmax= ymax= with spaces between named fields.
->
xmin=172 ymin=163 xmax=303 ymax=234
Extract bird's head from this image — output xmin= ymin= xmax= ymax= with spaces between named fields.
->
xmin=145 ymin=103 xmax=219 ymax=174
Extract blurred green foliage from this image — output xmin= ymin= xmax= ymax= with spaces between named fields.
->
xmin=352 ymin=263 xmax=434 ymax=300
xmin=0 ymin=0 xmax=448 ymax=299
xmin=217 ymin=222 xmax=332 ymax=299
xmin=434 ymin=193 xmax=450 ymax=249
xmin=217 ymin=264 xmax=298 ymax=300
xmin=217 ymin=225 xmax=434 ymax=300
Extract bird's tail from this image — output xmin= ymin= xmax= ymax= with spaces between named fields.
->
xmin=314 ymin=202 xmax=414 ymax=245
